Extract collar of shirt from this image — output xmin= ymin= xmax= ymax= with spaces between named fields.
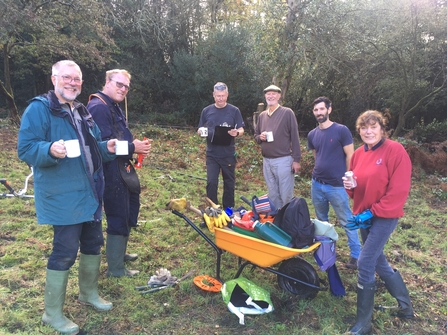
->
xmin=364 ymin=138 xmax=385 ymax=151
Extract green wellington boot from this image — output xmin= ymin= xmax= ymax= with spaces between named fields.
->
xmin=123 ymin=236 xmax=138 ymax=262
xmin=106 ymin=234 xmax=139 ymax=277
xmin=78 ymin=253 xmax=113 ymax=311
xmin=42 ymin=269 xmax=79 ymax=334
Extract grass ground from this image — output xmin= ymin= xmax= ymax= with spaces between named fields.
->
xmin=1 ymin=120 xmax=446 ymax=335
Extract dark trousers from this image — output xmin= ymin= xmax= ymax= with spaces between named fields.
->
xmin=104 ymin=187 xmax=140 ymax=236
xmin=206 ymin=155 xmax=236 ymax=209
xmin=103 ymin=161 xmax=140 ymax=236
xmin=47 ymin=221 xmax=104 ymax=271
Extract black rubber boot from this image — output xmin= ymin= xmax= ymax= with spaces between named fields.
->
xmin=381 ymin=269 xmax=414 ymax=319
xmin=348 ymin=281 xmax=376 ymax=335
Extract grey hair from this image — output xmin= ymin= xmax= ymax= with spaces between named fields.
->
xmin=52 ymin=60 xmax=82 ymax=77
xmin=214 ymin=82 xmax=228 ymax=92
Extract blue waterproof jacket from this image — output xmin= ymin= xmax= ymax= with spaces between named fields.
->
xmin=17 ymin=90 xmax=116 ymax=225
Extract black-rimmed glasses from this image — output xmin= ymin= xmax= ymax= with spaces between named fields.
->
xmin=111 ymin=79 xmax=130 ymax=91
xmin=54 ymin=75 xmax=83 ymax=84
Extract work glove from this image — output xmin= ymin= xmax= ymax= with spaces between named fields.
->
xmin=203 ymin=207 xmax=231 ymax=232
xmin=203 ymin=212 xmax=215 ymax=233
xmin=165 ymin=198 xmax=187 ymax=211
xmin=346 ymin=209 xmax=373 ymax=230
xmin=147 ymin=268 xmax=178 ymax=286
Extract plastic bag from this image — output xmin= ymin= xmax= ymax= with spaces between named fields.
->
xmin=313 ymin=235 xmax=336 ymax=271
xmin=312 ymin=218 xmax=339 ymax=241
xmin=221 ymin=277 xmax=274 ymax=325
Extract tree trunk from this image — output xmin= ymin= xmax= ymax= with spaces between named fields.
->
xmin=1 ymin=43 xmax=20 ymax=126
xmin=252 ymin=103 xmax=265 ymax=131
xmin=393 ymin=109 xmax=406 ymax=138
xmin=272 ymin=0 xmax=302 ymax=102
xmin=393 ymin=82 xmax=446 ymax=138
xmin=6 ymin=95 xmax=20 ymax=126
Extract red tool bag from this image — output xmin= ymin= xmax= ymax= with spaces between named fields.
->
xmin=232 ymin=211 xmax=275 ymax=231
xmin=233 ymin=212 xmax=255 ymax=231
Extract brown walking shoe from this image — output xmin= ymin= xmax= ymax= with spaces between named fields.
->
xmin=346 ymin=257 xmax=358 ymax=270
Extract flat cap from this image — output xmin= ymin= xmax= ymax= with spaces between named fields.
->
xmin=263 ymin=84 xmax=282 ymax=93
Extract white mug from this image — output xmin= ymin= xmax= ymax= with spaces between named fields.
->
xmin=199 ymin=127 xmax=208 ymax=137
xmin=266 ymin=131 xmax=274 ymax=142
xmin=115 ymin=140 xmax=129 ymax=155
xmin=64 ymin=139 xmax=81 ymax=158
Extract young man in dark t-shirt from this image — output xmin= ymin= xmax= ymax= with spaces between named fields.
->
xmin=307 ymin=96 xmax=361 ymax=269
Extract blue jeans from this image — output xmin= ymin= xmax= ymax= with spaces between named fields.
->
xmin=311 ymin=179 xmax=361 ymax=258
xmin=358 ymin=217 xmax=397 ymax=283
xmin=48 ymin=221 xmax=104 ymax=271
xmin=263 ymin=156 xmax=294 ymax=209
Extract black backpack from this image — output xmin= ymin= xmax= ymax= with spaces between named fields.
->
xmin=273 ymin=197 xmax=315 ymax=248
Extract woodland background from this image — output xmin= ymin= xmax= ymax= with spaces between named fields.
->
xmin=1 ymin=2 xmax=447 ymax=333
xmin=1 ymin=0 xmax=446 ymax=140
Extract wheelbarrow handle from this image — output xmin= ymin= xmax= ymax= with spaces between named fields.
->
xmin=240 ymin=195 xmax=251 ymax=206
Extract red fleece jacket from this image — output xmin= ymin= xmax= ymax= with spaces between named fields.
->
xmin=346 ymin=139 xmax=412 ymax=218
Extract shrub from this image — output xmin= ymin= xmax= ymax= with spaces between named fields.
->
xmin=412 ymin=118 xmax=447 ymax=143
xmin=299 ymin=146 xmax=315 ymax=179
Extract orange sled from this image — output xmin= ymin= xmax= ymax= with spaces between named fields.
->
xmin=171 ymin=210 xmax=327 ymax=299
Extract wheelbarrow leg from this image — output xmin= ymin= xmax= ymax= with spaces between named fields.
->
xmin=234 ymin=261 xmax=253 ymax=278
xmin=172 ymin=210 xmax=224 ymax=282
xmin=234 ymin=258 xmax=325 ymax=300
xmin=215 ymin=250 xmax=223 ymax=282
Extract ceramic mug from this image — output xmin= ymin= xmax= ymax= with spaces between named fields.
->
xmin=65 ymin=139 xmax=81 ymax=158
xmin=116 ymin=140 xmax=129 ymax=155
xmin=199 ymin=127 xmax=208 ymax=137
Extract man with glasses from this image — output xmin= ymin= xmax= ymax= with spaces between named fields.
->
xmin=18 ymin=60 xmax=117 ymax=334
xmin=88 ymin=69 xmax=151 ymax=278
xmin=197 ymin=82 xmax=245 ymax=209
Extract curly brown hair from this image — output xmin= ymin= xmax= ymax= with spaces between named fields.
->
xmin=355 ymin=110 xmax=387 ymax=137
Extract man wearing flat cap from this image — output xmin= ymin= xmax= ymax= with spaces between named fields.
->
xmin=254 ymin=84 xmax=301 ymax=209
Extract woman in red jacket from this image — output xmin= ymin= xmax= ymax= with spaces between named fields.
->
xmin=344 ymin=110 xmax=414 ymax=335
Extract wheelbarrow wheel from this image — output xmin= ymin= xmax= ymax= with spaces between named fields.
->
xmin=277 ymin=257 xmax=319 ymax=299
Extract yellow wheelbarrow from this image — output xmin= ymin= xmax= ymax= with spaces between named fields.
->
xmin=172 ymin=210 xmax=327 ymax=299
